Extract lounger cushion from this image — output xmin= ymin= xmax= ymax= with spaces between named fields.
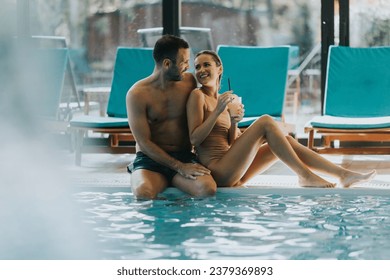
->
xmin=70 ymin=115 xmax=129 ymax=128
xmin=217 ymin=45 xmax=289 ymax=118
xmin=324 ymin=46 xmax=390 ymax=117
xmin=309 ymin=115 xmax=390 ymax=129
xmin=28 ymin=48 xmax=68 ymax=119
xmin=69 ymin=48 xmax=154 ymax=128
xmin=107 ymin=48 xmax=154 ymax=118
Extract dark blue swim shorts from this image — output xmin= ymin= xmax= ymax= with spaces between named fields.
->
xmin=128 ymin=151 xmax=199 ymax=184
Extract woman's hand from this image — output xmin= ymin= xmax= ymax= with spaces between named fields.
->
xmin=230 ymin=103 xmax=245 ymax=124
xmin=216 ymin=91 xmax=234 ymax=114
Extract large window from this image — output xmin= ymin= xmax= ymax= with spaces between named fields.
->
xmin=182 ymin=0 xmax=322 ymax=130
xmin=349 ymin=0 xmax=390 ymax=47
xmin=28 ymin=0 xmax=163 ymax=86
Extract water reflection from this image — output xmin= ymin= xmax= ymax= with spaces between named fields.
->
xmin=75 ymin=190 xmax=390 ymax=260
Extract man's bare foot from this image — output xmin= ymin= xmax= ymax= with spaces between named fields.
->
xmin=340 ymin=170 xmax=376 ymax=188
xmin=299 ymin=174 xmax=336 ymax=188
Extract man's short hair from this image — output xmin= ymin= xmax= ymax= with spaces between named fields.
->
xmin=153 ymin=34 xmax=189 ymax=65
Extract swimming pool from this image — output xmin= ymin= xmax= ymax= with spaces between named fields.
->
xmin=74 ymin=187 xmax=390 ymax=260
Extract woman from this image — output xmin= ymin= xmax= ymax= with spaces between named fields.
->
xmin=186 ymin=50 xmax=376 ymax=188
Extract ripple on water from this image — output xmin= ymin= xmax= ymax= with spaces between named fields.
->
xmin=75 ymin=191 xmax=390 ymax=260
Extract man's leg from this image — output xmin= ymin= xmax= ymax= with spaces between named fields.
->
xmin=131 ymin=169 xmax=168 ymax=200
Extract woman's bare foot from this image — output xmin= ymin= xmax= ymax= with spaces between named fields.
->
xmin=340 ymin=170 xmax=377 ymax=188
xmin=299 ymin=173 xmax=336 ymax=188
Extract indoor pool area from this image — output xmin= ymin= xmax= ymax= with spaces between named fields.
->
xmin=67 ymin=152 xmax=390 ymax=260
xmin=2 ymin=3 xmax=390 ymax=280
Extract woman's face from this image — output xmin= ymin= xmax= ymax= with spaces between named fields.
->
xmin=194 ymin=54 xmax=222 ymax=87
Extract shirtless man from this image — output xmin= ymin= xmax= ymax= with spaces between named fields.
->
xmin=126 ymin=35 xmax=217 ymax=200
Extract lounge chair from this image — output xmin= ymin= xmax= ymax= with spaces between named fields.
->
xmin=31 ymin=36 xmax=82 ymax=121
xmin=69 ymin=47 xmax=154 ymax=165
xmin=16 ymin=47 xmax=68 ymax=135
xmin=216 ymin=45 xmax=295 ymax=135
xmin=304 ymin=46 xmax=390 ymax=154
xmin=285 ymin=45 xmax=301 ymax=119
xmin=5 ymin=45 xmax=69 ymax=135
xmin=28 ymin=48 xmax=69 ymax=120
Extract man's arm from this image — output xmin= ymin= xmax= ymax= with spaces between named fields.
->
xmin=126 ymin=88 xmax=210 ymax=180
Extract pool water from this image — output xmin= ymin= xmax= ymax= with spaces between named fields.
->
xmin=74 ymin=188 xmax=390 ymax=260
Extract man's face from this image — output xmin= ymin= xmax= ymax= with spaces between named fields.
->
xmin=166 ymin=48 xmax=190 ymax=81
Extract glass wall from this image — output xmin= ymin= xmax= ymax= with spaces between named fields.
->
xmin=182 ymin=1 xmax=320 ymax=53
xmin=181 ymin=0 xmax=323 ymax=127
xmin=28 ymin=0 xmax=163 ymax=87
xmin=349 ymin=0 xmax=390 ymax=47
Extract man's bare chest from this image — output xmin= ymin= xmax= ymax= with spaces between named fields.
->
xmin=146 ymin=97 xmax=186 ymax=124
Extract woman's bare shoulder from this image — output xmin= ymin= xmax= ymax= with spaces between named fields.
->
xmin=189 ymin=87 xmax=205 ymax=99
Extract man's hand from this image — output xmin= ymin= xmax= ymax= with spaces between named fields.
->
xmin=177 ymin=162 xmax=211 ymax=180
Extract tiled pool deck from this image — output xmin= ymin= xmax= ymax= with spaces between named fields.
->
xmin=63 ymin=152 xmax=390 ymax=193
xmin=61 ymin=105 xmax=390 ymax=194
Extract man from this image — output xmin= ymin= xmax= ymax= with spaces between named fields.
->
xmin=126 ymin=35 xmax=217 ymax=200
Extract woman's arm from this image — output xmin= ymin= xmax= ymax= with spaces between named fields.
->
xmin=228 ymin=119 xmax=239 ymax=145
xmin=227 ymin=103 xmax=244 ymax=145
xmin=187 ymin=90 xmax=216 ymax=146
xmin=187 ymin=90 xmax=233 ymax=147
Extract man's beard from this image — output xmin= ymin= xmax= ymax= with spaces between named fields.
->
xmin=166 ymin=65 xmax=183 ymax=81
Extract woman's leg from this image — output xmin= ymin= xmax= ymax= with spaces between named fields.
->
xmin=208 ymin=115 xmax=335 ymax=188
xmin=285 ymin=136 xmax=376 ymax=187
xmin=229 ymin=133 xmax=376 ymax=188
xmin=233 ymin=143 xmax=278 ymax=185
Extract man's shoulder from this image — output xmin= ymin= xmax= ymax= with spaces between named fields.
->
xmin=176 ymin=72 xmax=196 ymax=91
xmin=182 ymin=72 xmax=195 ymax=79
xmin=128 ymin=76 xmax=152 ymax=95
xmin=182 ymin=72 xmax=196 ymax=83
xmin=126 ymin=78 xmax=154 ymax=107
